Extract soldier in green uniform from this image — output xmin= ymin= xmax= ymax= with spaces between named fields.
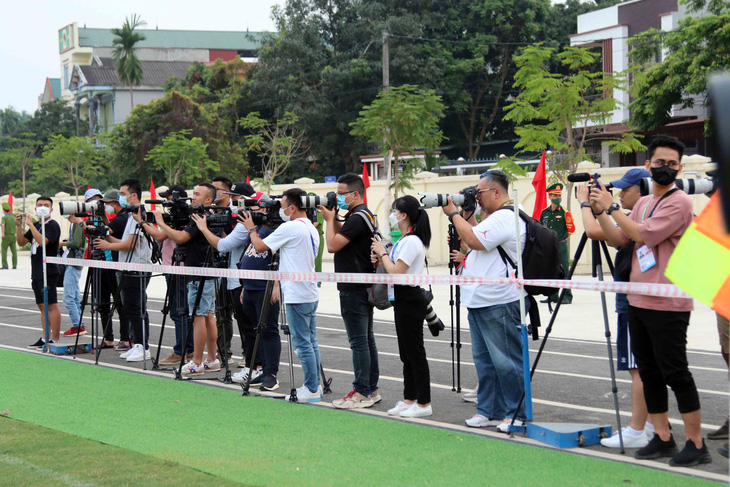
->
xmin=1 ymin=202 xmax=17 ymax=270
xmin=540 ymin=183 xmax=575 ymax=304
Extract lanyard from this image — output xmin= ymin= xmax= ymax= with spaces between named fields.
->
xmin=640 ymin=188 xmax=678 ymax=223
xmin=390 ymin=231 xmax=414 ymax=260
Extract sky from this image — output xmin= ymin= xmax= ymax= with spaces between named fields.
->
xmin=0 ymin=0 xmax=284 ymax=114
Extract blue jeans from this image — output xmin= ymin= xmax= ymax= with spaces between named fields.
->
xmin=468 ymin=300 xmax=526 ymax=420
xmin=63 ymin=266 xmax=82 ymax=326
xmin=166 ymin=275 xmax=192 ymax=356
xmin=187 ymin=279 xmax=216 ymax=316
xmin=286 ymin=301 xmax=321 ymax=392
xmin=340 ymin=290 xmax=378 ymax=395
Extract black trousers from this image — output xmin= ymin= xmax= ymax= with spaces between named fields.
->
xmin=120 ymin=272 xmax=150 ymax=349
xmin=234 ymin=286 xmax=280 ymax=376
xmin=628 ymin=305 xmax=700 ymax=414
xmin=99 ymin=269 xmax=129 ymax=342
xmin=216 ymin=278 xmax=234 ymax=355
xmin=393 ymin=285 xmax=430 ymax=405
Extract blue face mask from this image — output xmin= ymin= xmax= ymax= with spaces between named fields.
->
xmin=118 ymin=195 xmax=129 ymax=208
xmin=336 ymin=195 xmax=349 ymax=210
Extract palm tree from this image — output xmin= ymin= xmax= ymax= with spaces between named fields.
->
xmin=111 ymin=14 xmax=147 ymax=109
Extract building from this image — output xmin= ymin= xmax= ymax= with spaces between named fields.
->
xmin=38 ymin=77 xmax=62 ymax=107
xmin=571 ymin=0 xmax=708 ymax=166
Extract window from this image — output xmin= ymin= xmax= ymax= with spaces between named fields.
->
xmin=64 ymin=64 xmax=69 ymax=89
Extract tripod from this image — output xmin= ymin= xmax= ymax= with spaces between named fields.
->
xmin=72 ymin=246 xmax=105 ymax=358
xmin=510 ymin=232 xmax=625 ymax=452
xmin=448 ymin=223 xmax=462 ymax=393
xmin=151 ymin=245 xmax=188 ymax=371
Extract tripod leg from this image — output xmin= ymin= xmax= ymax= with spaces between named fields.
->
xmin=455 ymin=285 xmax=462 ymax=393
xmin=215 ymin=279 xmax=233 ymax=383
xmin=280 ymin=299 xmax=297 ymax=402
xmin=72 ymin=268 xmax=93 ymax=358
xmin=242 ymin=280 xmax=275 ymax=394
xmin=320 ymin=364 xmax=332 ymax=394
xmin=152 ymin=277 xmax=173 ymax=369
xmin=176 ymin=276 xmax=207 ymax=380
xmin=95 ymin=271 xmax=127 ymax=365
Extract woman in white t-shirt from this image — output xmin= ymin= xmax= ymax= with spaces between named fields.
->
xmin=371 ymin=195 xmax=433 ymax=418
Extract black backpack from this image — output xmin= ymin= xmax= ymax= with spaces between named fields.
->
xmin=494 ymin=206 xmax=565 ymax=297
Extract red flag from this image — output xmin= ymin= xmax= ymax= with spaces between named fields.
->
xmin=7 ymin=191 xmax=13 ymax=212
xmin=149 ymin=178 xmax=157 ymax=212
xmin=362 ymin=162 xmax=370 ymax=204
xmin=532 ymin=151 xmax=547 ymax=220
xmin=87 ymin=184 xmax=91 ymax=190
xmin=246 ymin=175 xmax=250 ymax=184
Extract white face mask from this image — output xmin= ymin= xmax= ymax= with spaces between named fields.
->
xmin=36 ymin=206 xmax=51 ymax=219
xmin=279 ymin=206 xmax=292 ymax=222
xmin=104 ymin=204 xmax=114 ymax=214
xmin=389 ymin=212 xmax=401 ymax=228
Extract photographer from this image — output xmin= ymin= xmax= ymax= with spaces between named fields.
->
xmin=441 ymin=169 xmax=527 ymax=432
xmin=591 ymin=136 xmax=708 ymax=467
xmin=241 ymin=187 xmax=322 ymax=402
xmin=154 ymin=183 xmax=220 ymax=376
xmin=60 ymin=212 xmax=87 ymax=337
xmin=576 ymin=168 xmax=655 ymax=449
xmin=371 ymin=195 xmax=432 ymax=418
xmin=17 ymin=196 xmax=62 ymax=348
xmin=319 ymin=173 xmax=380 ymax=409
xmin=211 ymin=176 xmax=236 ymax=359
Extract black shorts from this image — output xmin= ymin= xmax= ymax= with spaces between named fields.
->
xmin=31 ymin=277 xmax=59 ymax=305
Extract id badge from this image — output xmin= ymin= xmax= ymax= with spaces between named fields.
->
xmin=387 ymin=283 xmax=395 ymax=302
xmin=636 ymin=245 xmax=656 ymax=273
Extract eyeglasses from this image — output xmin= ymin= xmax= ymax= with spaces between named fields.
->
xmin=336 ymin=190 xmax=355 ymax=196
xmin=650 ymin=159 xmax=680 ymax=168
xmin=477 ymin=187 xmax=498 ymax=195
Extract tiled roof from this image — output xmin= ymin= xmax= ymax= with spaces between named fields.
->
xmin=79 ymin=58 xmax=194 ymax=87
xmin=78 ymin=28 xmax=270 ymax=51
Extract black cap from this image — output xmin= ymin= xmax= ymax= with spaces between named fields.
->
xmin=229 ymin=182 xmax=255 ymax=197
xmin=159 ymin=184 xmax=187 ymax=198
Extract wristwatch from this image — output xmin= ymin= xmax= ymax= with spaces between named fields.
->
xmin=580 ymin=202 xmax=592 ymax=209
xmin=606 ymin=202 xmax=621 ymax=216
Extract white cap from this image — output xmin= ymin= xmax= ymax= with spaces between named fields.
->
xmin=84 ymin=188 xmax=102 ymax=202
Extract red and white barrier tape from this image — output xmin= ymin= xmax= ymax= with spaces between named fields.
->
xmin=46 ymin=257 xmax=691 ymax=299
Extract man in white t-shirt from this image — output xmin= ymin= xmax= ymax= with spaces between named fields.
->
xmin=241 ymin=188 xmax=322 ymax=403
xmin=442 ymin=169 xmax=527 ymax=432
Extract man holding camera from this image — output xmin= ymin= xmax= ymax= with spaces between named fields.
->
xmin=319 ymin=173 xmax=380 ymax=408
xmin=60 ymin=212 xmax=87 ymax=337
xmin=154 ymin=183 xmax=220 ymax=376
xmin=540 ymin=183 xmax=575 ymax=304
xmin=211 ymin=176 xmax=236 ymax=360
xmin=17 ymin=196 xmax=62 ymax=348
xmin=591 ymin=135 xmax=708 ymax=467
xmin=241 ymin=188 xmax=322 ymax=402
xmin=442 ymin=170 xmax=527 ymax=432
xmin=1 ymin=202 xmax=17 ymax=270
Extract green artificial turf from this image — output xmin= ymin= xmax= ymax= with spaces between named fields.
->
xmin=0 ymin=349 xmax=720 ymax=486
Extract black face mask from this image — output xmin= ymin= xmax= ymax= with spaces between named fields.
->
xmin=650 ymin=165 xmax=678 ymax=186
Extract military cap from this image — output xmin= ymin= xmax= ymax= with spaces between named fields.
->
xmin=546 ymin=183 xmax=564 ymax=194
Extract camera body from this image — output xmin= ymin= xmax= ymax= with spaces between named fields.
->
xmin=419 ymin=186 xmax=478 ymax=212
xmin=235 ymin=195 xmax=318 ymax=230
xmin=145 ymin=195 xmax=194 ymax=230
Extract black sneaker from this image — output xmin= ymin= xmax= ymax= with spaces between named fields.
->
xmin=250 ymin=372 xmax=265 ymax=385
xmin=635 ymin=433 xmax=678 ymax=459
xmin=718 ymin=443 xmax=728 ymax=459
xmin=708 ymin=418 xmax=729 ymax=440
xmin=669 ymin=439 xmax=712 ymax=467
xmin=260 ymin=374 xmax=279 ymax=391
xmin=28 ymin=338 xmax=45 ymax=349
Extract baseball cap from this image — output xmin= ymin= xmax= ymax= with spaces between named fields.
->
xmin=100 ymin=190 xmax=121 ymax=202
xmin=85 ymin=188 xmax=103 ymax=202
xmin=229 ymin=182 xmax=255 ymax=197
xmin=609 ymin=168 xmax=651 ymax=189
xmin=159 ymin=184 xmax=187 ymax=198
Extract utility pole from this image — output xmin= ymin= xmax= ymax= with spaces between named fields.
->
xmin=382 ymin=30 xmax=393 ymax=231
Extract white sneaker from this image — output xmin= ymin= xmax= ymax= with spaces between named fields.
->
xmin=399 ymin=403 xmax=433 ymax=418
xmin=462 ymin=389 xmax=478 ymax=404
xmin=465 ymin=414 xmax=503 ymax=428
xmin=600 ymin=426 xmax=650 ymax=448
xmin=125 ymin=344 xmax=151 ymax=362
xmin=119 ymin=346 xmax=136 ymax=359
xmin=387 ymin=401 xmax=412 ymax=416
xmin=181 ymin=360 xmax=204 ymax=376
xmin=231 ymin=367 xmax=263 ymax=384
xmin=497 ymin=419 xmax=525 ymax=433
xmin=204 ymin=359 xmax=221 ymax=372
xmin=644 ymin=426 xmax=655 ymax=441
xmin=285 ymin=385 xmax=321 ymax=403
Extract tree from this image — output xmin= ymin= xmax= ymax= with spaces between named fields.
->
xmin=350 ymin=84 xmax=445 ymax=217
xmin=26 ymin=99 xmax=76 ymax=143
xmin=112 ymin=14 xmax=147 ymax=109
xmin=0 ymin=107 xmax=31 ymax=137
xmin=503 ymin=44 xmax=644 ymax=213
xmin=0 ymin=132 xmax=41 ymax=209
xmin=144 ymin=129 xmax=218 ymax=186
xmin=628 ymin=0 xmax=730 ymax=131
xmin=241 ymin=111 xmax=308 ymax=194
xmin=35 ymin=135 xmax=107 ymax=200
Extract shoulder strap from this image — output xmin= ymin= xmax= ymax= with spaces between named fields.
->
xmin=647 ymin=188 xmax=679 ymax=219
xmin=493 ymin=206 xmax=521 ymax=275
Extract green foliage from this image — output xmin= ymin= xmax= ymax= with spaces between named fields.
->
xmin=491 ymin=156 xmax=529 ymax=183
xmin=144 ymin=130 xmax=217 ymax=186
xmin=0 ymin=132 xmax=41 ymax=203
xmin=350 ymin=85 xmax=444 ymax=196
xmin=0 ymin=107 xmax=32 ymax=137
xmin=112 ymin=14 xmax=147 ymax=108
xmin=241 ymin=111 xmax=308 ymax=194
xmin=34 ymin=136 xmax=108 ymax=200
xmin=628 ymin=0 xmax=730 ymax=131
xmin=25 ymin=100 xmax=76 ymax=143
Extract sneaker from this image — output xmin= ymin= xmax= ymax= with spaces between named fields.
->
xmin=497 ymin=419 xmax=525 ymax=433
xmin=125 ymin=344 xmax=151 ymax=362
xmin=387 ymin=401 xmax=413 ymax=416
xmin=644 ymin=425 xmax=656 ymax=441
xmin=260 ymin=374 xmax=279 ymax=391
xmin=204 ymin=359 xmax=221 ymax=372
xmin=237 ymin=360 xmax=247 ymax=368
xmin=119 ymin=346 xmax=137 ymax=359
xmin=285 ymin=385 xmax=322 ymax=403
xmin=462 ymin=389 xmax=478 ymax=404
xmin=600 ymin=426 xmax=650 ymax=448
xmin=62 ymin=325 xmax=87 ymax=336
xmin=333 ymin=389 xmax=375 ymax=409
xmin=369 ymin=389 xmax=382 ymax=404
xmin=669 ymin=439 xmax=712 ymax=467
xmin=231 ymin=367 xmax=263 ymax=384
xmin=114 ymin=341 xmax=131 ymax=352
xmin=708 ymin=419 xmax=729 ymax=440
xmin=28 ymin=338 xmax=45 ymax=349
xmin=635 ymin=433 xmax=678 ymax=459
xmin=250 ymin=371 xmax=265 ymax=384
xmin=400 ymin=403 xmax=433 ymax=418
xmin=181 ymin=360 xmax=204 ymax=376
xmin=158 ymin=352 xmax=183 ymax=365
xmin=719 ymin=443 xmax=729 ymax=459
xmin=465 ymin=414 xmax=502 ymax=428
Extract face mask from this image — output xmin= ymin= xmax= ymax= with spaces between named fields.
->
xmin=104 ymin=204 xmax=114 ymax=214
xmin=36 ymin=206 xmax=51 ymax=219
xmin=336 ymin=195 xmax=349 ymax=210
xmin=118 ymin=195 xmax=129 ymax=208
xmin=389 ymin=212 xmax=401 ymax=228
xmin=279 ymin=206 xmax=291 ymax=222
xmin=650 ymin=165 xmax=678 ymax=186
xmin=551 ymin=198 xmax=561 ymax=206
